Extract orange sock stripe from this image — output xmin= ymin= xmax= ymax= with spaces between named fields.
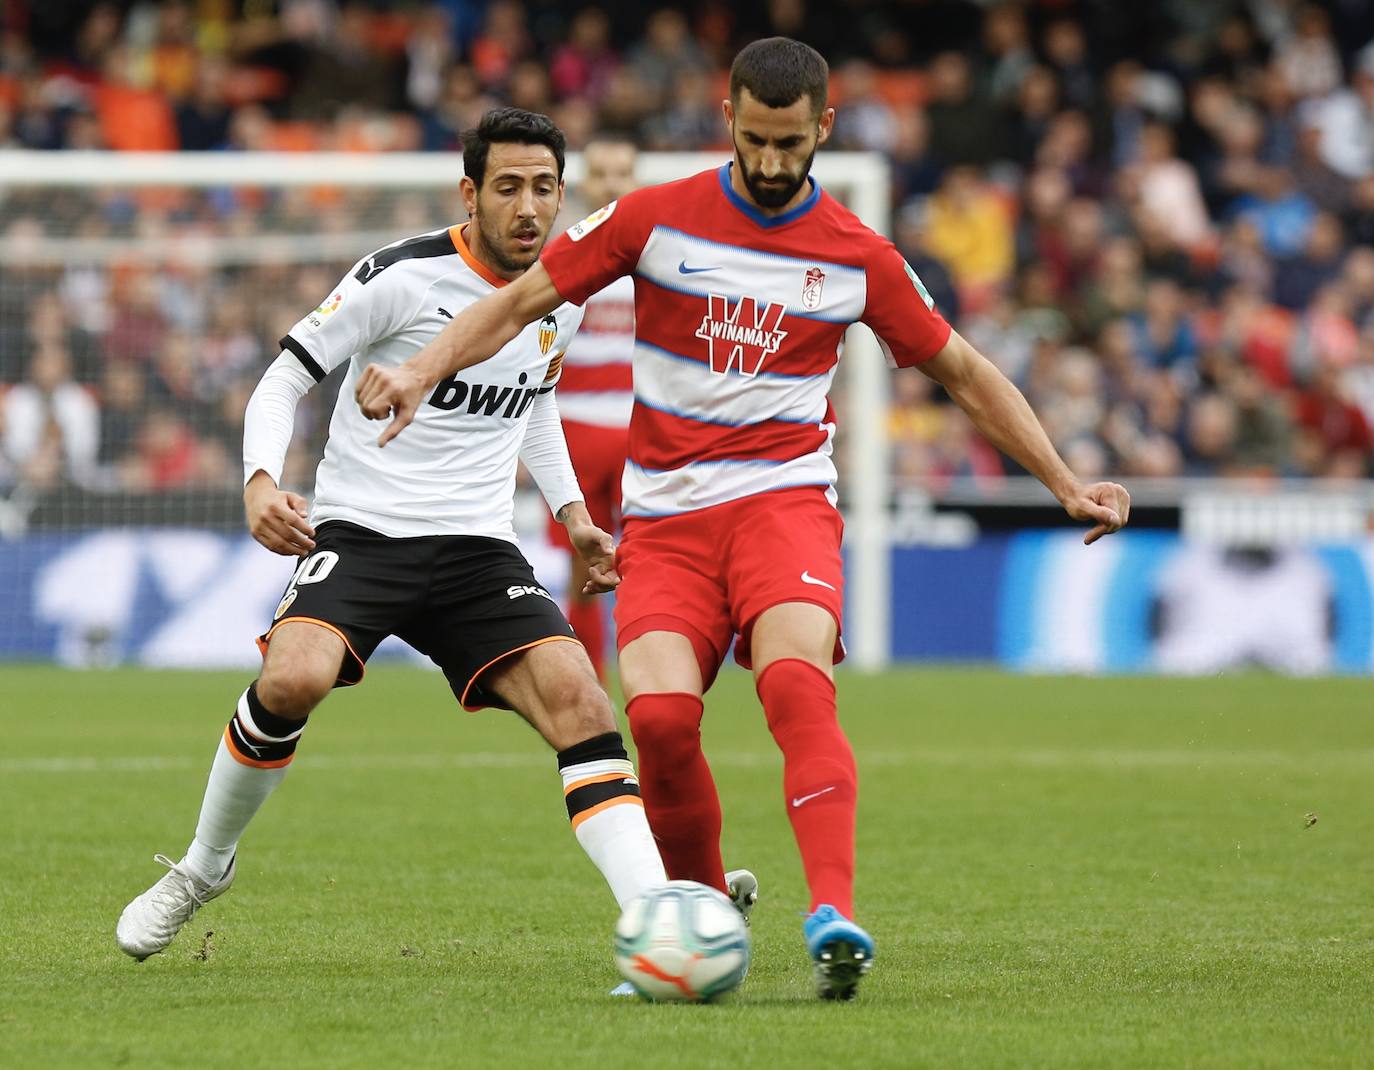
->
xmin=570 ymin=795 xmax=643 ymax=830
xmin=222 ymin=725 xmax=295 ymax=770
xmin=563 ymin=771 xmax=637 ymax=796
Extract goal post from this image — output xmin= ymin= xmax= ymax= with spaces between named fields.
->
xmin=0 ymin=149 xmax=893 ymax=669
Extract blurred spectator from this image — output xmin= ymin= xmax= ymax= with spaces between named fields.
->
xmin=980 ymin=3 xmax=1034 ymax=105
xmin=925 ymin=52 xmax=1002 ymax=168
xmin=1274 ymin=212 xmax=1345 ymax=310
xmin=550 ymin=7 xmax=619 ymax=103
xmin=3 ymin=344 xmax=99 ymax=488
xmin=1042 ymin=19 xmax=1095 ymax=112
xmin=922 ymin=167 xmax=1013 ymax=309
xmin=642 ymin=69 xmax=721 ymax=151
xmin=1230 ymin=166 xmax=1316 ymax=257
xmin=470 ymin=0 xmax=531 ymax=91
xmin=1129 ymin=122 xmax=1212 ymax=251
xmin=1275 ymin=4 xmax=1342 ymax=101
xmin=834 ymin=61 xmax=896 ymax=153
xmin=1307 ymin=44 xmax=1374 ymax=180
xmin=1293 ymin=363 xmax=1371 ymax=476
xmin=627 ymin=9 xmax=707 ymax=110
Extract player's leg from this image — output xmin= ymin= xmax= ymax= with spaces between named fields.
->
xmin=481 ymin=638 xmax=666 ymax=908
xmin=182 ymin=622 xmax=343 ymax=883
xmin=117 ymin=522 xmax=406 ymax=959
xmin=729 ymin=489 xmax=872 ymax=998
xmin=565 ymin=553 xmax=606 ymax=680
xmin=749 ymin=603 xmax=855 ymax=917
xmin=617 ymin=631 xmax=729 ymax=893
xmin=116 ymin=622 xmax=344 ymax=960
xmin=614 ymin=512 xmax=736 ymax=895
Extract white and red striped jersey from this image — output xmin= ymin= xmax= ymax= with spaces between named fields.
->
xmin=554 ymin=274 xmax=634 ymax=428
xmin=540 ymin=165 xmax=951 ymax=519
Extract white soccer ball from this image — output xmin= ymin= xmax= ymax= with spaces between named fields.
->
xmin=613 ymin=880 xmax=750 ymax=1002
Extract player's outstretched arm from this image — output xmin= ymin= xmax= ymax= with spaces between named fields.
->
xmin=355 ymin=263 xmax=566 ymax=446
xmin=556 ymin=501 xmax=621 ymax=595
xmin=919 ymin=331 xmax=1131 ymax=545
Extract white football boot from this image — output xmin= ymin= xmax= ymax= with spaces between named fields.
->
xmin=725 ymin=869 xmax=759 ymax=924
xmin=116 ymin=854 xmax=236 ymax=960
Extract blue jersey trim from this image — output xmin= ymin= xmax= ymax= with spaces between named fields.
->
xmin=717 ymin=164 xmax=821 ymax=228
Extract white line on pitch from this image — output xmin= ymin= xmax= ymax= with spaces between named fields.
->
xmin=2 ymin=749 xmax=1371 ymax=774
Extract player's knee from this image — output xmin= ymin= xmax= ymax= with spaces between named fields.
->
xmin=256 ymin=666 xmax=332 ymax=719
xmin=626 ymin=697 xmax=699 ymax=761
xmin=548 ymin=672 xmax=615 ymax=739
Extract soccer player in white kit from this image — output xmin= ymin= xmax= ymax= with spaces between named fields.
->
xmin=115 ymin=109 xmax=666 ymax=962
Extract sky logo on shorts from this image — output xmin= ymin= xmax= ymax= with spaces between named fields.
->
xmin=507 ymin=584 xmax=554 ymax=601
xmin=695 ymin=294 xmax=788 ymax=377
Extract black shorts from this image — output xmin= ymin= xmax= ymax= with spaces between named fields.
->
xmin=258 ymin=521 xmax=578 ymax=710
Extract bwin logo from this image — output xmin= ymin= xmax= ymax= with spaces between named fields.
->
xmin=507 ymin=584 xmax=553 ymax=601
xmin=428 ymin=376 xmax=542 ymax=418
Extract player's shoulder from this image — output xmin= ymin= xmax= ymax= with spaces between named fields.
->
xmin=350 ymin=226 xmax=461 ymax=286
xmin=809 ymin=188 xmax=890 ymax=253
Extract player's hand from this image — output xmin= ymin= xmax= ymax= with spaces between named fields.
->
xmin=1060 ymin=480 xmax=1131 ymax=545
xmin=569 ymin=522 xmax=620 ymax=594
xmin=355 ymin=362 xmax=427 ymax=447
xmin=244 ymin=471 xmax=315 ymax=556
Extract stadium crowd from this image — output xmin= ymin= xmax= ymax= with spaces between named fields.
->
xmin=4 ymin=0 xmax=1374 ymax=507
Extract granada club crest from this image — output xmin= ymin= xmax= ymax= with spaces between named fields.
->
xmin=802 ymin=267 xmax=825 ymax=311
xmin=538 ymin=314 xmax=558 ymax=355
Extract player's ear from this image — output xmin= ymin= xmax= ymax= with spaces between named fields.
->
xmin=459 ymin=175 xmax=478 ymax=218
xmin=816 ymin=107 xmax=835 ymax=145
xmin=722 ymin=97 xmax=734 ymax=134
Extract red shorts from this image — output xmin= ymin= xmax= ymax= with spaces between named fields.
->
xmin=546 ymin=420 xmax=629 ymax=549
xmin=614 ymin=486 xmax=845 ymax=688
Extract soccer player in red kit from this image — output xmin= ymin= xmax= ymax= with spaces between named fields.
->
xmin=357 ymin=39 xmax=1131 ymax=999
xmin=546 ymin=138 xmax=639 ymax=679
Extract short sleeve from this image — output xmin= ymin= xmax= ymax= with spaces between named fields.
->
xmin=278 ymin=261 xmax=415 ymax=382
xmin=540 ymin=190 xmax=653 ymax=306
xmin=859 ymin=240 xmax=953 ymax=368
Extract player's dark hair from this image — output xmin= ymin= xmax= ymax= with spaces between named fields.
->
xmin=729 ymin=37 xmax=829 ymax=117
xmin=462 ymin=107 xmax=566 ymax=187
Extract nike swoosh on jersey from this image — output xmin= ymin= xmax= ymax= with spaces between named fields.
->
xmin=800 ymin=570 xmax=837 ymax=591
xmin=791 ymin=786 xmax=837 ymax=807
xmin=677 ymin=260 xmax=719 ymax=275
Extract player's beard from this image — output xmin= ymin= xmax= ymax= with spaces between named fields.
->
xmin=478 ymin=213 xmax=542 ymax=275
xmin=734 ymin=140 xmax=817 ymax=209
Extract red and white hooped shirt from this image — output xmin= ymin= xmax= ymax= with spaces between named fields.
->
xmin=539 ymin=164 xmax=952 ymax=519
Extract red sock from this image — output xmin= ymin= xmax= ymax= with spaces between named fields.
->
xmin=626 ymin=693 xmax=726 ymax=892
xmin=567 ymin=598 xmax=606 ymax=681
xmin=757 ymin=659 xmax=856 ymax=918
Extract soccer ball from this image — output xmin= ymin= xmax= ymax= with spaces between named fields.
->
xmin=613 ymin=880 xmax=750 ymax=1002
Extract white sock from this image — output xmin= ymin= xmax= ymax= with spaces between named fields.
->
xmin=183 ymin=687 xmax=305 ymax=882
xmin=559 ymin=737 xmax=667 ymax=908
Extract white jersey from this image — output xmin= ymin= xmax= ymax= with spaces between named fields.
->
xmin=279 ymin=224 xmax=584 ymax=540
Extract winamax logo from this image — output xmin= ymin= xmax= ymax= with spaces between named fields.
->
xmin=694 ymin=294 xmax=788 ymax=376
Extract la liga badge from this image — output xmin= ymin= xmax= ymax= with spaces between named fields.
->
xmin=802 ymin=267 xmax=825 ymax=311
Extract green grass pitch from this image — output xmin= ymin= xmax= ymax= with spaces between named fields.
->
xmin=2 ymin=665 xmax=1371 ymax=1068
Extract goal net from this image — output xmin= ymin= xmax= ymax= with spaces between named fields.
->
xmin=0 ymin=150 xmax=892 ymax=670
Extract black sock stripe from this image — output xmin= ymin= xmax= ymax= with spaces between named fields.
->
xmin=245 ymin=684 xmax=307 ymax=739
xmin=565 ymin=777 xmax=641 ymax=821
xmin=228 ymin=717 xmax=298 ymax=763
xmin=556 ymin=731 xmax=627 ymax=769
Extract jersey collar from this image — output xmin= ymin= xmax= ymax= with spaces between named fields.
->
xmin=716 ymin=163 xmax=821 ymax=228
xmin=451 ymin=223 xmax=508 ymax=288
